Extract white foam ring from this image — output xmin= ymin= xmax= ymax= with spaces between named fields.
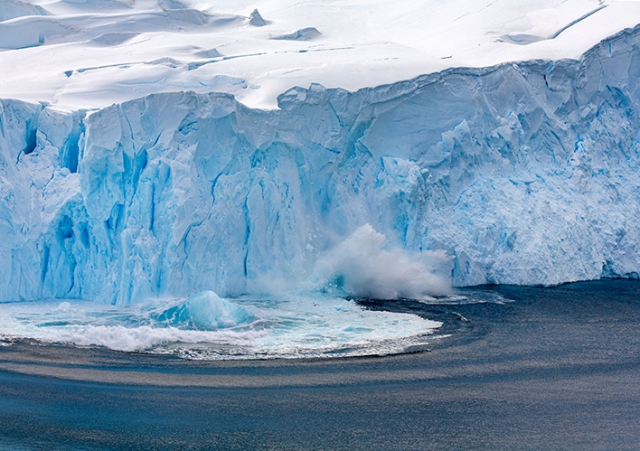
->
xmin=0 ymin=295 xmax=443 ymax=359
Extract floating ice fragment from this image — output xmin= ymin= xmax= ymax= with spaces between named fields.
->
xmin=155 ymin=291 xmax=250 ymax=330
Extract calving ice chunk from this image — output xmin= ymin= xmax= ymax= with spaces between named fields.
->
xmin=308 ymin=224 xmax=451 ymax=300
xmin=154 ymin=291 xmax=251 ymax=330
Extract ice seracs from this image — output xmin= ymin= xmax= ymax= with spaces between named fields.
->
xmin=3 ymin=1 xmax=640 ymax=305
xmin=4 ymin=23 xmax=640 ymax=304
xmin=248 ymin=9 xmax=270 ymax=27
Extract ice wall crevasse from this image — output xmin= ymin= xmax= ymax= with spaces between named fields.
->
xmin=4 ymin=26 xmax=640 ymax=303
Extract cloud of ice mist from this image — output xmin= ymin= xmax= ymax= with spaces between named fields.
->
xmin=308 ymin=224 xmax=452 ymax=300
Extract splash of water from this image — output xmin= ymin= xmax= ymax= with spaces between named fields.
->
xmin=307 ymin=224 xmax=451 ymax=300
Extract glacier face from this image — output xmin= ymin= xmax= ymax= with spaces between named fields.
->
xmin=3 ymin=26 xmax=640 ymax=304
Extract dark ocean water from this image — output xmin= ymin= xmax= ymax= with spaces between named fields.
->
xmin=1 ymin=279 xmax=639 ymax=450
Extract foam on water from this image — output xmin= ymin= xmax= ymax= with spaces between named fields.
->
xmin=0 ymin=294 xmax=446 ymax=359
xmin=0 ymin=287 xmax=514 ymax=360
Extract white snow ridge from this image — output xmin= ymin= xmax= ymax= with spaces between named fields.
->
xmin=2 ymin=0 xmax=640 ymax=358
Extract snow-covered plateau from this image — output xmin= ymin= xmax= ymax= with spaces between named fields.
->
xmin=2 ymin=0 xmax=640 ymax=357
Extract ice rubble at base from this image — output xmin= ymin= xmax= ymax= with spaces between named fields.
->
xmin=155 ymin=290 xmax=250 ymax=330
xmin=0 ymin=294 xmax=444 ymax=358
xmin=3 ymin=26 xmax=640 ymax=305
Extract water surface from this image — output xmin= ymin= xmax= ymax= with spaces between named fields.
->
xmin=1 ymin=280 xmax=639 ymax=450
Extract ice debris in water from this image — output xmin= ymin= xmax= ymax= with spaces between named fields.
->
xmin=154 ymin=291 xmax=250 ymax=330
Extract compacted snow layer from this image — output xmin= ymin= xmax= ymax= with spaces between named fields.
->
xmin=3 ymin=24 xmax=640 ymax=304
xmin=1 ymin=0 xmax=640 ymax=110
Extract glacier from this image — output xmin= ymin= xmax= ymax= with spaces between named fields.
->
xmin=3 ymin=25 xmax=640 ymax=306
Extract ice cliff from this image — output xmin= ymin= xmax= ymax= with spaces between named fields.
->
xmin=3 ymin=26 xmax=640 ymax=304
